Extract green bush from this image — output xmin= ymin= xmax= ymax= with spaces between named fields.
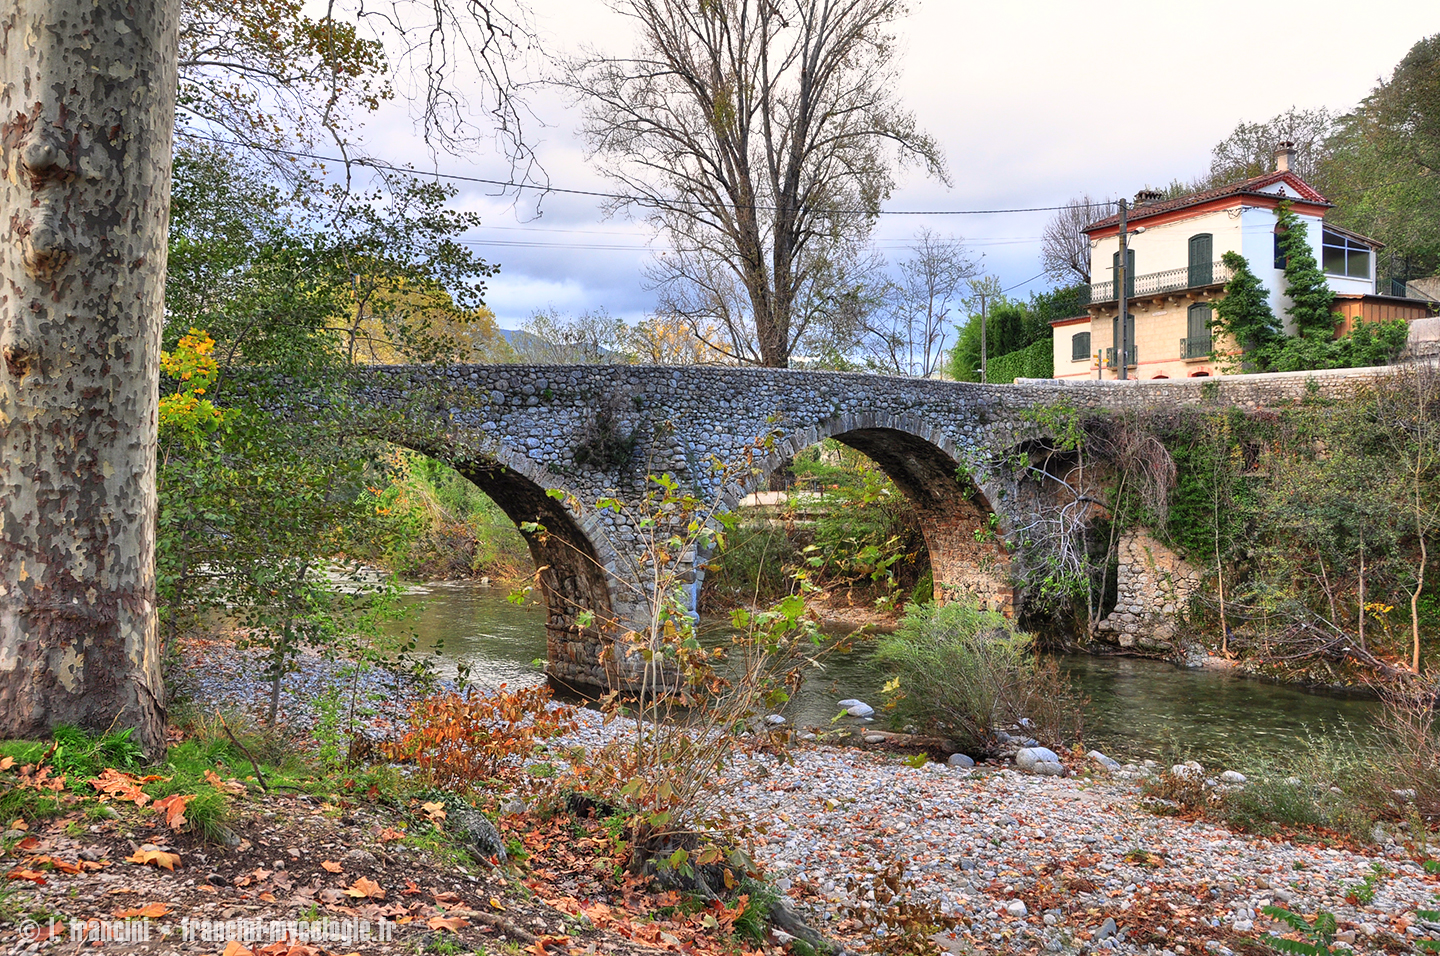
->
xmin=986 ymin=340 xmax=1053 ymax=384
xmin=874 ymin=601 xmax=1083 ymax=754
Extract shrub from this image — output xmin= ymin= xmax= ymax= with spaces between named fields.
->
xmin=383 ymin=686 xmax=578 ymax=797
xmin=874 ymin=601 xmax=1084 ymax=754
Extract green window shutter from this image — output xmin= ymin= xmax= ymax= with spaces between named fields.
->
xmin=1112 ymin=248 xmax=1136 ymax=298
xmin=1188 ymin=234 xmax=1213 ymax=286
xmin=1184 ymin=303 xmax=1213 ymax=359
xmin=1071 ymin=331 xmax=1090 ymax=361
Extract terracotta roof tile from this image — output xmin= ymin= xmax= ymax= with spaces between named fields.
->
xmin=1083 ymin=171 xmax=1330 ymax=232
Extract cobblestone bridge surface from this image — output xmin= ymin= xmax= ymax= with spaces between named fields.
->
xmin=358 ymin=363 xmax=1389 ymax=691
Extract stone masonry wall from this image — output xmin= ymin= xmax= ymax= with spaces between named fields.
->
xmin=351 ymin=362 xmax=1399 ymax=689
xmin=1095 ymin=529 xmax=1202 ymax=653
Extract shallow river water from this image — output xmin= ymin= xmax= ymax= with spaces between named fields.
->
xmin=392 ymin=583 xmax=1380 ymax=763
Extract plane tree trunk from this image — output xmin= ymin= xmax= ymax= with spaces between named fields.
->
xmin=0 ymin=0 xmax=179 ymax=756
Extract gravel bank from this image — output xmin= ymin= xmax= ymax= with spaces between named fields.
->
xmin=174 ymin=638 xmax=1440 ymax=955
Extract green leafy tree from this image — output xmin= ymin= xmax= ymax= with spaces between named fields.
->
xmin=1324 ymin=33 xmax=1440 ymax=281
xmin=1210 ymin=251 xmax=1280 ymax=371
xmin=1276 ymin=204 xmax=1341 ymax=337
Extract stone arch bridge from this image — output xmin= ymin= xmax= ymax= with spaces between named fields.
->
xmin=356 ymin=364 xmax=1380 ymax=691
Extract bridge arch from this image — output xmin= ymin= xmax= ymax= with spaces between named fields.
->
xmin=391 ymin=438 xmax=628 ymax=690
xmin=726 ymin=411 xmax=1013 ymax=613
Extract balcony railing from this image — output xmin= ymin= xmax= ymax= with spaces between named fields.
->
xmin=1080 ymin=260 xmax=1233 ymax=307
xmin=1180 ymin=336 xmax=1212 ymax=359
xmin=1103 ymin=345 xmax=1137 ymax=368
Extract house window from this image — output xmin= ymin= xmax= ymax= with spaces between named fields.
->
xmin=1273 ymin=229 xmax=1287 ymax=270
xmin=1188 ymin=234 xmax=1213 ymax=286
xmin=1071 ymin=331 xmax=1091 ymax=362
xmin=1184 ymin=303 xmax=1212 ymax=359
xmin=1322 ymin=228 xmax=1371 ymax=279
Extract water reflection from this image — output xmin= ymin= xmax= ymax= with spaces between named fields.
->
xmin=390 ymin=585 xmax=1381 ymax=763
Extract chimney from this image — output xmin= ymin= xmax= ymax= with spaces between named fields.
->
xmin=1134 ymin=188 xmax=1163 ymax=206
xmin=1275 ymin=141 xmax=1296 ymax=173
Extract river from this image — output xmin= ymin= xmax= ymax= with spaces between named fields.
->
xmin=392 ymin=583 xmax=1380 ymax=764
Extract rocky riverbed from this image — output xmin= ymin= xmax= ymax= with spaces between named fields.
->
xmin=170 ymin=639 xmax=1440 ymax=955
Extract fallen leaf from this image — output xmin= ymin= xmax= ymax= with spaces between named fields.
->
xmin=433 ymin=891 xmax=462 ymax=904
xmin=204 ymin=770 xmax=244 ymax=794
xmin=115 ymin=903 xmax=169 ymax=918
xmin=8 ymin=819 xmax=26 ymax=830
xmin=421 ymin=801 xmax=447 ymax=824
xmin=343 ymin=877 xmax=385 ymax=900
xmin=78 ymin=860 xmax=109 ymax=872
xmin=93 ymin=769 xmax=151 ymax=807
xmin=151 ymin=794 xmax=194 ymax=831
xmin=198 ymin=884 xmax=218 ymax=894
xmin=318 ymin=859 xmax=343 ymax=873
xmin=0 ymin=757 xmax=13 ymax=771
xmin=377 ymin=827 xmax=405 ymax=843
xmin=126 ymin=849 xmax=181 ymax=871
xmin=259 ymin=892 xmax=276 ymax=903
xmin=6 ymin=869 xmax=45 ymax=884
xmin=27 ymin=855 xmax=79 ymax=874
xmin=402 ymin=880 xmax=421 ymax=895
xmin=15 ymin=836 xmax=38 ymax=851
xmin=427 ymin=916 xmax=468 ymax=932
xmin=221 ymin=940 xmax=253 ymax=956
xmin=489 ymin=897 xmax=506 ymax=911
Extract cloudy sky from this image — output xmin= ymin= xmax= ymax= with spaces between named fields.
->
xmin=360 ymin=0 xmax=1440 ymax=330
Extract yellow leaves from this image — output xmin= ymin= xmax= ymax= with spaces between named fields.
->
xmin=320 ymin=860 xmax=343 ymax=873
xmin=488 ymin=897 xmax=505 ymax=911
xmin=115 ymin=903 xmax=169 ymax=918
xmin=343 ymin=876 xmax=385 ymax=899
xmin=152 ymin=794 xmax=194 ymax=830
xmin=127 ymin=849 xmax=182 ymax=871
xmin=159 ymin=328 xmax=227 ymax=442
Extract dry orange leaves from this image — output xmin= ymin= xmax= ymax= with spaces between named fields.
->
xmin=343 ymin=877 xmax=385 ymax=899
xmin=92 ymin=768 xmax=164 ymax=806
xmin=205 ymin=769 xmax=246 ymax=794
xmin=127 ymin=849 xmax=182 ymax=871
xmin=376 ymin=827 xmax=405 ymax=843
xmin=115 ymin=903 xmax=170 ymax=918
xmin=152 ymin=794 xmax=194 ymax=830
xmin=320 ymin=861 xmax=343 ymax=873
xmin=220 ymin=941 xmax=361 ymax=956
xmin=425 ymin=916 xmax=468 ymax=932
xmin=6 ymin=869 xmax=46 ymax=885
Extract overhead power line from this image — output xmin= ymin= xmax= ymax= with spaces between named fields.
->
xmin=177 ymin=130 xmax=1113 ymax=218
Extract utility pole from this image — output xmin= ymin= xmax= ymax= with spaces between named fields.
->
xmin=979 ymin=290 xmax=988 ymax=384
xmin=1116 ymin=199 xmax=1131 ymax=381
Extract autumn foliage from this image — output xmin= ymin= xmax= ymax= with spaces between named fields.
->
xmin=382 ymin=686 xmax=578 ymax=794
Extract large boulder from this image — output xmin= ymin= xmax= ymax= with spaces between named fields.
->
xmin=1014 ymin=747 xmax=1063 ymax=774
xmin=424 ymin=791 xmax=507 ymax=865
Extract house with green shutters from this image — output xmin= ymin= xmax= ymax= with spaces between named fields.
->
xmin=1050 ymin=144 xmax=1431 ymax=379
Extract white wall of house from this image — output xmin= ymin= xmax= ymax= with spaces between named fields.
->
xmin=1091 ymin=204 xmax=1374 ymax=336
xmin=1087 ymin=208 xmax=1242 ymax=282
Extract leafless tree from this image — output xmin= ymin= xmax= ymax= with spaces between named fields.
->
xmin=1042 ymin=195 xmax=1112 ymax=286
xmin=565 ymin=0 xmax=947 ymax=367
xmin=861 ymin=230 xmax=979 ymax=377
xmin=1203 ymin=107 xmax=1337 ymax=189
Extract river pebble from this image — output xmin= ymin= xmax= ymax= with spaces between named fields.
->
xmin=176 ymin=639 xmax=1440 ymax=955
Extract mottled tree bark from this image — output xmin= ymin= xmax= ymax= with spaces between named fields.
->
xmin=0 ymin=0 xmax=178 ymax=756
